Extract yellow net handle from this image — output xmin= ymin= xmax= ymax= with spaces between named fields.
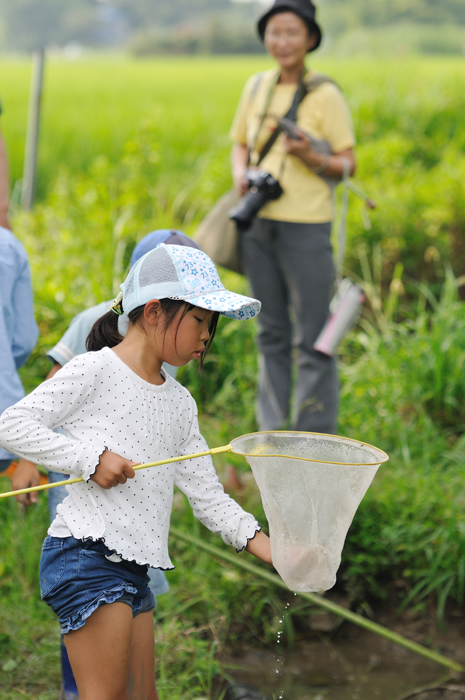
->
xmin=0 ymin=444 xmax=233 ymax=501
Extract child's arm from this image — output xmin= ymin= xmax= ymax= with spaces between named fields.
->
xmin=90 ymin=450 xmax=138 ymax=489
xmin=245 ymin=530 xmax=273 ymax=566
xmin=174 ymin=396 xmax=267 ymax=556
xmin=0 ymin=356 xmax=115 ymax=480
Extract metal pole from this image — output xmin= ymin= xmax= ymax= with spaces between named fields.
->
xmin=21 ymin=49 xmax=44 ymax=210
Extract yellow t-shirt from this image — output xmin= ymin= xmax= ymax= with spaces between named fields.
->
xmin=229 ymin=69 xmax=356 ymax=223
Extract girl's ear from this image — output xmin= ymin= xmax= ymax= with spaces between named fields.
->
xmin=144 ymin=300 xmax=163 ymax=326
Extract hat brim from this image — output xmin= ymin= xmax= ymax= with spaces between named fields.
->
xmin=257 ymin=8 xmax=322 ymax=52
xmin=172 ymin=289 xmax=261 ymax=321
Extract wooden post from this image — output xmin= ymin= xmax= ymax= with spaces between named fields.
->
xmin=21 ymin=49 xmax=45 ymax=210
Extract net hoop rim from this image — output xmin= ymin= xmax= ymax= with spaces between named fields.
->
xmin=229 ymin=430 xmax=389 ymax=467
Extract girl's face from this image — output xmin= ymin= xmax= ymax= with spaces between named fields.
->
xmin=264 ymin=12 xmax=315 ymax=70
xmin=158 ymin=305 xmax=215 ymax=367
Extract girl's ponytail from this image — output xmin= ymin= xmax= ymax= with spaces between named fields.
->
xmin=86 ymin=310 xmax=123 ymax=351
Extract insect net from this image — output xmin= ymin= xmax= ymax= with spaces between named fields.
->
xmin=230 ymin=432 xmax=388 ymax=593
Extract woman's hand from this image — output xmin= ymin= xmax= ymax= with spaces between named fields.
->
xmin=231 ymin=143 xmax=250 ymax=196
xmin=284 ymin=133 xmax=356 ymax=179
xmin=235 ymin=172 xmax=250 ymax=197
xmin=282 ymin=130 xmax=313 ymax=160
xmin=11 ymin=459 xmax=41 ymax=506
xmin=245 ymin=530 xmax=273 ymax=566
xmin=91 ymin=450 xmax=139 ymax=489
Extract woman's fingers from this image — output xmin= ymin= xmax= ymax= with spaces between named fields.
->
xmin=11 ymin=459 xmax=41 ymax=506
xmin=234 ymin=175 xmax=249 ymax=196
xmin=17 ymin=491 xmax=37 ymax=506
xmin=283 ymin=132 xmax=310 ymax=155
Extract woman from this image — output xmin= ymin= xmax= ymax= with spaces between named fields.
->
xmin=229 ymin=0 xmax=356 ymax=434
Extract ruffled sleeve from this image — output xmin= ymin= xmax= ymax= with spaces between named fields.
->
xmin=174 ymin=393 xmax=261 ymax=552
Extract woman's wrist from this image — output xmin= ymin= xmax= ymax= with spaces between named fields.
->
xmin=233 ymin=166 xmax=247 ymax=183
xmin=303 ymin=150 xmax=329 ymax=172
xmin=313 ymin=154 xmax=330 ymax=174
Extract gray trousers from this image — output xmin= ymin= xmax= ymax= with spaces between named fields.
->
xmin=241 ymin=218 xmax=338 ymax=434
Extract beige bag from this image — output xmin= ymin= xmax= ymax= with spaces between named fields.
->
xmin=194 ymin=187 xmax=243 ymax=274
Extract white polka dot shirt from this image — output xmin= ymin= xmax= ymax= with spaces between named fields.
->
xmin=0 ymin=347 xmax=260 ymax=567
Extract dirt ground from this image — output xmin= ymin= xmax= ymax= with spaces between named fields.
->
xmin=220 ymin=599 xmax=465 ymax=700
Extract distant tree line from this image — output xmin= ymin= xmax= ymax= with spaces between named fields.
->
xmin=319 ymin=0 xmax=465 ymax=36
xmin=0 ymin=0 xmax=261 ymax=52
xmin=0 ymin=0 xmax=464 ymax=53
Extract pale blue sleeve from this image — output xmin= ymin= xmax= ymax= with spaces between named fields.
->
xmin=47 ymin=300 xmax=112 ymax=365
xmin=47 ymin=299 xmax=178 ymax=379
xmin=0 ymin=228 xmax=38 ymax=416
xmin=0 ymin=355 xmax=105 ymax=479
xmin=0 ymin=231 xmax=38 ymax=370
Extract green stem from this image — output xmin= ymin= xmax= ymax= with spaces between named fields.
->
xmin=170 ymin=526 xmax=465 ymax=674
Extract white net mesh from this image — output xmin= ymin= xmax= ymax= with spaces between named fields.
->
xmin=230 ymin=432 xmax=387 ymax=593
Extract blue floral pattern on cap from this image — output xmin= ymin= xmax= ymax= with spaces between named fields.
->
xmin=120 ymin=244 xmax=261 ymax=320
xmin=168 ymin=246 xmax=260 ymax=320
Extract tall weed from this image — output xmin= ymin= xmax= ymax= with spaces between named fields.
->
xmin=337 ymin=266 xmax=465 ymax=611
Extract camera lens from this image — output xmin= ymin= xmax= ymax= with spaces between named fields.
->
xmin=228 ymin=170 xmax=283 ymax=228
xmin=229 ymin=189 xmax=269 ymax=226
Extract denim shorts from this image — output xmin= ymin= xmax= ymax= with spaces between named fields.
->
xmin=46 ymin=474 xmax=170 ymax=598
xmin=39 ymin=536 xmax=156 ymax=635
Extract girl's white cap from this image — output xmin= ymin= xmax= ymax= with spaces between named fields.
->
xmin=119 ymin=244 xmax=261 ymax=320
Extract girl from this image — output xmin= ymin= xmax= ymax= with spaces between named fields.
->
xmin=0 ymin=243 xmax=272 ymax=700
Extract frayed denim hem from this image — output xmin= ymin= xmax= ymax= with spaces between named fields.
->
xmin=60 ymin=583 xmax=137 ymax=635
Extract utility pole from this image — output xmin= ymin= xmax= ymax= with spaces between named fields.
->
xmin=21 ymin=49 xmax=45 ymax=210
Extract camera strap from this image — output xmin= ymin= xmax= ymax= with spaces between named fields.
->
xmin=255 ymin=77 xmax=307 ymax=167
xmin=250 ymin=71 xmax=336 ymax=170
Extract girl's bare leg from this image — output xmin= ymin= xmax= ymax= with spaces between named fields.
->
xmin=127 ymin=611 xmax=158 ymax=700
xmin=64 ymin=603 xmax=158 ymax=700
xmin=64 ymin=601 xmax=133 ymax=700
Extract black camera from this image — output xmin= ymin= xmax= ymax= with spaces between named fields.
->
xmin=229 ymin=169 xmax=283 ymax=229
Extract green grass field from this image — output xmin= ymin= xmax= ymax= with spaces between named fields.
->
xmin=1 ymin=54 xmax=465 ymax=698
xmin=3 ymin=54 xmax=465 ymax=282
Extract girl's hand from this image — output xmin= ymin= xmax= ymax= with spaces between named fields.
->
xmin=91 ymin=451 xmax=139 ymax=489
xmin=245 ymin=530 xmax=273 ymax=566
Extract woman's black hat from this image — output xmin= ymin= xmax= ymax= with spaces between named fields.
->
xmin=257 ymin=0 xmax=322 ymax=52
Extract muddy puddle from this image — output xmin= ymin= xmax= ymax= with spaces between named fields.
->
xmin=222 ymin=620 xmax=464 ymax=700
